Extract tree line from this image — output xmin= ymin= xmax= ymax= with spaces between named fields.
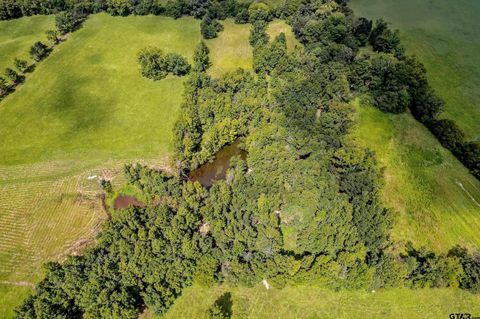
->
xmin=0 ymin=8 xmax=86 ymax=102
xmin=12 ymin=0 xmax=480 ymax=318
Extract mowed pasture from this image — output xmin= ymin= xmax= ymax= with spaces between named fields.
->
xmin=0 ymin=15 xmax=54 ymax=71
xmin=0 ymin=13 xmax=205 ymax=317
xmin=350 ymin=0 xmax=480 ymax=141
xmin=145 ymin=284 xmax=480 ymax=319
xmin=351 ymin=100 xmax=480 ymax=252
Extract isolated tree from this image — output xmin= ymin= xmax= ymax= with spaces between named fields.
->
xmin=193 ymin=41 xmax=211 ymax=72
xmin=137 ymin=46 xmax=168 ymax=80
xmin=353 ymin=17 xmax=372 ymax=46
xmin=4 ymin=68 xmax=24 ymax=84
xmin=14 ymin=58 xmax=29 ymax=73
xmin=201 ymin=13 xmax=223 ymax=39
xmin=29 ymin=42 xmax=50 ymax=62
xmin=165 ymin=53 xmax=191 ymax=76
xmin=0 ymin=77 xmax=9 ymax=97
xmin=46 ymin=29 xmax=61 ymax=44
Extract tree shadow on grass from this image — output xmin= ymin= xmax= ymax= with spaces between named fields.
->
xmin=208 ymin=292 xmax=233 ymax=319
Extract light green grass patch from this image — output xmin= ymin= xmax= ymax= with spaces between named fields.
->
xmin=0 ymin=15 xmax=54 ymax=71
xmin=350 ymin=99 xmax=480 ymax=252
xmin=0 ymin=285 xmax=33 ymax=319
xmin=350 ymin=0 xmax=480 ymax=141
xmin=206 ymin=19 xmax=253 ymax=77
xmin=153 ymin=284 xmax=480 ymax=319
xmin=267 ymin=19 xmax=301 ymax=52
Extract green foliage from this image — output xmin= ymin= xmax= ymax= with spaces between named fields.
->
xmin=4 ymin=67 xmax=24 ymax=84
xmin=368 ymin=19 xmax=404 ymax=58
xmin=448 ymin=246 xmax=480 ymax=293
xmin=426 ymin=119 xmax=465 ymax=154
xmin=55 ymin=10 xmax=85 ymax=34
xmin=249 ymin=20 xmax=268 ymax=48
xmin=0 ymin=76 xmax=9 ymax=96
xmin=193 ymin=41 xmax=211 ymax=72
xmin=201 ymin=13 xmax=224 ymax=39
xmin=14 ymin=58 xmax=29 ymax=73
xmin=165 ymin=52 xmax=191 ymax=76
xmin=137 ymin=47 xmax=191 ymax=80
xmin=29 ymin=41 xmax=50 ymax=62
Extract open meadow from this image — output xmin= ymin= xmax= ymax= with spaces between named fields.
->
xmin=350 ymin=0 xmax=480 ymax=141
xmin=145 ymin=284 xmax=480 ymax=319
xmin=351 ymin=100 xmax=480 ymax=252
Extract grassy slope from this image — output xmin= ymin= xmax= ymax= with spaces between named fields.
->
xmin=155 ymin=284 xmax=480 ymax=319
xmin=0 ymin=14 xmax=201 ymax=318
xmin=351 ymin=100 xmax=480 ymax=251
xmin=350 ymin=0 xmax=480 ymax=141
xmin=0 ymin=15 xmax=54 ymax=71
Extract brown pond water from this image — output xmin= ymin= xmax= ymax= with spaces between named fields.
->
xmin=114 ymin=195 xmax=146 ymax=210
xmin=189 ymin=140 xmax=247 ymax=187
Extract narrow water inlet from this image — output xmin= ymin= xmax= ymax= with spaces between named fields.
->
xmin=188 ymin=139 xmax=247 ymax=187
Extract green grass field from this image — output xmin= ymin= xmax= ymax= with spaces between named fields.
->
xmin=0 ymin=15 xmax=54 ymax=71
xmin=142 ymin=284 xmax=480 ymax=319
xmin=351 ymin=100 xmax=480 ymax=252
xmin=350 ymin=0 xmax=480 ymax=141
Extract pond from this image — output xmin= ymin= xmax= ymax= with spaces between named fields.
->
xmin=189 ymin=139 xmax=247 ymax=187
xmin=114 ymin=195 xmax=146 ymax=210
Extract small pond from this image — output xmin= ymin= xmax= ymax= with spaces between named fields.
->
xmin=189 ymin=139 xmax=247 ymax=187
xmin=114 ymin=195 xmax=146 ymax=210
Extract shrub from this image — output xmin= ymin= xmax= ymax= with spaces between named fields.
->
xmin=201 ymin=13 xmax=224 ymax=39
xmin=369 ymin=19 xmax=404 ymax=58
xmin=0 ymin=77 xmax=10 ymax=97
xmin=458 ymin=142 xmax=480 ymax=179
xmin=193 ymin=41 xmax=211 ymax=72
xmin=165 ymin=53 xmax=191 ymax=76
xmin=410 ymin=86 xmax=444 ymax=122
xmin=138 ymin=47 xmax=190 ymax=80
xmin=248 ymin=2 xmax=270 ymax=22
xmin=137 ymin=46 xmax=168 ymax=80
xmin=4 ymin=67 xmax=24 ymax=84
xmin=234 ymin=7 xmax=249 ymax=24
xmin=29 ymin=41 xmax=50 ymax=62
xmin=426 ymin=119 xmax=465 ymax=154
xmin=14 ymin=58 xmax=29 ymax=73
xmin=55 ymin=10 xmax=85 ymax=34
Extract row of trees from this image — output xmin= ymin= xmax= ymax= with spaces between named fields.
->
xmin=137 ymin=47 xmax=191 ymax=80
xmin=0 ymin=8 xmax=86 ymax=102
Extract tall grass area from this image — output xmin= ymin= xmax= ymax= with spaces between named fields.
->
xmin=0 ymin=14 xmax=202 ymax=318
xmin=149 ymin=284 xmax=480 ymax=319
xmin=0 ymin=15 xmax=54 ymax=71
xmin=350 ymin=0 xmax=480 ymax=141
xmin=351 ymin=100 xmax=480 ymax=251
